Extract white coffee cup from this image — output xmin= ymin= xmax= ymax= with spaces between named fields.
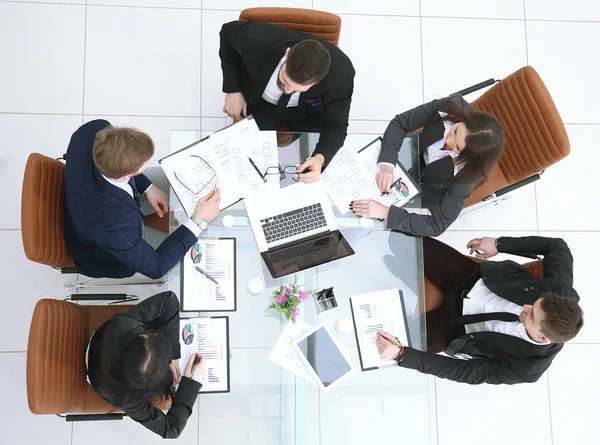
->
xmin=247 ymin=278 xmax=264 ymax=295
xmin=336 ymin=318 xmax=353 ymax=335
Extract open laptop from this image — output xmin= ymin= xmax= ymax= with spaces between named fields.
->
xmin=244 ymin=182 xmax=355 ymax=278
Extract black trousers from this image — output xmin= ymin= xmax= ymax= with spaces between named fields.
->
xmin=424 ymin=237 xmax=481 ymax=353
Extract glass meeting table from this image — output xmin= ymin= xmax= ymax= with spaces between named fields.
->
xmin=167 ymin=130 xmax=431 ymax=445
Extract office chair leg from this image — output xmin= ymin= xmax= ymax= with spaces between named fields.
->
xmin=63 ymin=275 xmax=170 ymax=289
xmin=65 ymin=413 xmax=125 ymax=422
xmin=457 ymin=194 xmax=512 ymax=219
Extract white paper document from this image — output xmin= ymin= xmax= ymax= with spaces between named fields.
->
xmin=160 ymin=117 xmax=280 ymax=216
xmin=182 ymin=238 xmax=236 ymax=311
xmin=350 ymin=289 xmax=410 ymax=371
xmin=268 ymin=320 xmax=318 ymax=386
xmin=179 ymin=317 xmax=229 ymax=393
xmin=322 ymin=137 xmax=420 ymax=214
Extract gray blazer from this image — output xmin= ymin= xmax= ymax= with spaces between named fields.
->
xmin=379 ymin=96 xmax=479 ymax=237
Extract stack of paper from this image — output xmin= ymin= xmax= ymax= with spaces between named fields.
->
xmin=160 ymin=118 xmax=279 ymax=216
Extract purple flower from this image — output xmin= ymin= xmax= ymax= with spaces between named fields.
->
xmin=290 ymin=307 xmax=300 ymax=319
xmin=275 ymin=294 xmax=288 ymax=305
xmin=284 ymin=286 xmax=292 ymax=295
xmin=298 ymin=290 xmax=308 ymax=301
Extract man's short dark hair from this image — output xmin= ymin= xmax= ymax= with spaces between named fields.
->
xmin=286 ymin=39 xmax=331 ymax=85
xmin=539 ymin=292 xmax=584 ymax=343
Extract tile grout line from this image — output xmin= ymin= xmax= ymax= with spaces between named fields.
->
xmin=523 ymin=0 xmax=529 ymax=64
xmin=71 ymin=421 xmax=74 ymax=445
xmin=546 ymin=374 xmax=555 ymax=445
xmin=199 ymin=1 xmax=203 ymax=129
xmin=418 ymin=0 xmax=426 ymax=104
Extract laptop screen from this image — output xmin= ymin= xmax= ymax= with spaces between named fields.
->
xmin=261 ymin=230 xmax=355 ymax=278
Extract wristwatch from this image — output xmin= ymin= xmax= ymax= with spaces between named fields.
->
xmin=190 ymin=214 xmax=208 ymax=232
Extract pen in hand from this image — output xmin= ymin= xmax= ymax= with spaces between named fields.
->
xmin=247 ymin=156 xmax=266 ymax=183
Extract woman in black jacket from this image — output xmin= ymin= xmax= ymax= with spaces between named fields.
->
xmin=350 ymin=96 xmax=504 ymax=236
xmin=87 ymin=291 xmax=203 ymax=439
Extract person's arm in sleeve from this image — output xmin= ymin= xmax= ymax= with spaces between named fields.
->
xmin=124 ymin=291 xmax=182 ymax=359
xmin=123 ymin=377 xmax=202 ymax=439
xmin=219 ymin=21 xmax=247 ymax=93
xmin=496 ymin=236 xmax=574 ymax=287
xmin=400 ymin=347 xmax=537 ymax=385
xmin=311 ymin=73 xmax=354 ymax=170
xmin=97 ymin=221 xmax=197 ymax=280
xmin=385 ymin=176 xmax=474 ymax=236
xmin=133 ymin=174 xmax=152 ymax=194
xmin=379 ymin=96 xmax=471 ymax=165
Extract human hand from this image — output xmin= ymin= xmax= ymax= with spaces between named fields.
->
xmin=145 ymin=185 xmax=169 ymax=218
xmin=169 ymin=359 xmax=181 ymax=386
xmin=297 ymin=154 xmax=325 ymax=183
xmin=467 ymin=237 xmax=498 ymax=259
xmin=193 ymin=188 xmax=221 ymax=222
xmin=350 ymin=199 xmax=390 ymax=220
xmin=376 ymin=165 xmax=394 ymax=193
xmin=184 ymin=354 xmax=206 ymax=382
xmin=376 ymin=331 xmax=402 ymax=359
xmin=222 ymin=92 xmax=247 ymax=122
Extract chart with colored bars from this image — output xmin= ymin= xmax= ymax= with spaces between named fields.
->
xmin=182 ymin=238 xmax=236 ymax=312
xmin=179 ymin=317 xmax=229 ymax=393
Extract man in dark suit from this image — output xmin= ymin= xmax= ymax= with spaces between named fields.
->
xmin=377 ymin=235 xmax=583 ymax=384
xmin=219 ymin=20 xmax=355 ymax=181
xmin=63 ymin=119 xmax=221 ymax=279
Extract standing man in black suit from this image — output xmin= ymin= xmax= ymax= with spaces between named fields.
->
xmin=219 ymin=20 xmax=355 ymax=182
xmin=377 ymin=235 xmax=584 ymax=384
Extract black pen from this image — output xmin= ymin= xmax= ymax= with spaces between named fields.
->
xmin=195 ymin=266 xmax=220 ymax=285
xmin=247 ymin=156 xmax=266 ymax=183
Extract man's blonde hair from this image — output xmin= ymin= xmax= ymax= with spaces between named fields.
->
xmin=92 ymin=127 xmax=154 ymax=179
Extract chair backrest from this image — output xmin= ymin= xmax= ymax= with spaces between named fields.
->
xmin=465 ymin=66 xmax=570 ymax=206
xmin=27 ymin=299 xmax=133 ymax=414
xmin=239 ymin=7 xmax=342 ymax=46
xmin=21 ymin=153 xmax=75 ymax=268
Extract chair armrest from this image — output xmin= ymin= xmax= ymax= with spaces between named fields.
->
xmin=484 ymin=174 xmax=541 ymax=200
xmin=452 ymin=78 xmax=498 ymax=97
xmin=69 ymin=294 xmax=133 ymax=301
xmin=60 ymin=267 xmax=78 ymax=274
xmin=66 ymin=413 xmax=125 ymax=422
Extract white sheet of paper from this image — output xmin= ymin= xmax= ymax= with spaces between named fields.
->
xmin=182 ymin=239 xmax=235 ymax=311
xmin=179 ymin=317 xmax=229 ymax=392
xmin=322 ymin=137 xmax=419 ymax=214
xmin=228 ymin=130 xmax=280 ymax=197
xmin=350 ymin=289 xmax=409 ymax=370
xmin=268 ymin=320 xmax=318 ymax=386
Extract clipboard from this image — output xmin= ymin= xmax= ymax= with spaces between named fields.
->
xmin=180 ymin=237 xmax=237 ymax=312
xmin=179 ymin=316 xmax=231 ymax=394
xmin=349 ymin=289 xmax=412 ymax=372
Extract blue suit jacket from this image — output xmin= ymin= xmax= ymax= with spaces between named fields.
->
xmin=63 ymin=120 xmax=197 ymax=279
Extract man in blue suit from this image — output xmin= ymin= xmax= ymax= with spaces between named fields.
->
xmin=63 ymin=120 xmax=221 ymax=279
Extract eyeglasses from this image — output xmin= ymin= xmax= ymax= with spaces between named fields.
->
xmin=248 ymin=156 xmax=299 ymax=183
xmin=173 ymin=155 xmax=217 ymax=201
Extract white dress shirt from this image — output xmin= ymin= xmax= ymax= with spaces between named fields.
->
xmin=101 ymin=175 xmax=201 ymax=237
xmin=463 ymin=278 xmax=548 ymax=345
xmin=379 ymin=112 xmax=464 ymax=176
xmin=261 ymin=56 xmax=300 ymax=107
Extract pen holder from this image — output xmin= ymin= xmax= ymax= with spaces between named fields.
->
xmin=314 ymin=287 xmax=337 ymax=313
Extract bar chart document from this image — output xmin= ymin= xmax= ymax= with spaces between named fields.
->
xmin=349 ymin=289 xmax=411 ymax=371
xmin=179 ymin=317 xmax=230 ymax=393
xmin=181 ymin=238 xmax=236 ymax=311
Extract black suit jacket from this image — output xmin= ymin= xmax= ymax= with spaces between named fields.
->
xmin=381 ymin=96 xmax=482 ymax=236
xmin=219 ymin=20 xmax=355 ymax=168
xmin=401 ymin=236 xmax=580 ymax=385
xmin=98 ymin=292 xmax=201 ymax=438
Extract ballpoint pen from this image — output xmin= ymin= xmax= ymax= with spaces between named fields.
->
xmin=247 ymin=156 xmax=266 ymax=183
xmin=195 ymin=265 xmax=220 ymax=285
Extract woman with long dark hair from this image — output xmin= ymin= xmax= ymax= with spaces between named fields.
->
xmin=87 ymin=291 xmax=204 ymax=439
xmin=350 ymin=96 xmax=504 ymax=236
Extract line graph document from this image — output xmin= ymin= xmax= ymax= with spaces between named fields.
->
xmin=350 ymin=289 xmax=411 ymax=371
xmin=179 ymin=317 xmax=229 ymax=393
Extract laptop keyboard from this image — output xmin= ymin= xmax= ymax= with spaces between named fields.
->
xmin=260 ymin=204 xmax=327 ymax=244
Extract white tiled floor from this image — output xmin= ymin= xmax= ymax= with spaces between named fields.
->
xmin=1 ymin=1 xmax=598 ymax=444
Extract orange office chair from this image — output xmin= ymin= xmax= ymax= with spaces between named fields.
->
xmin=239 ymin=7 xmax=342 ymax=46
xmin=453 ymin=66 xmax=570 ymax=216
xmin=27 ymin=297 xmax=168 ymax=422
